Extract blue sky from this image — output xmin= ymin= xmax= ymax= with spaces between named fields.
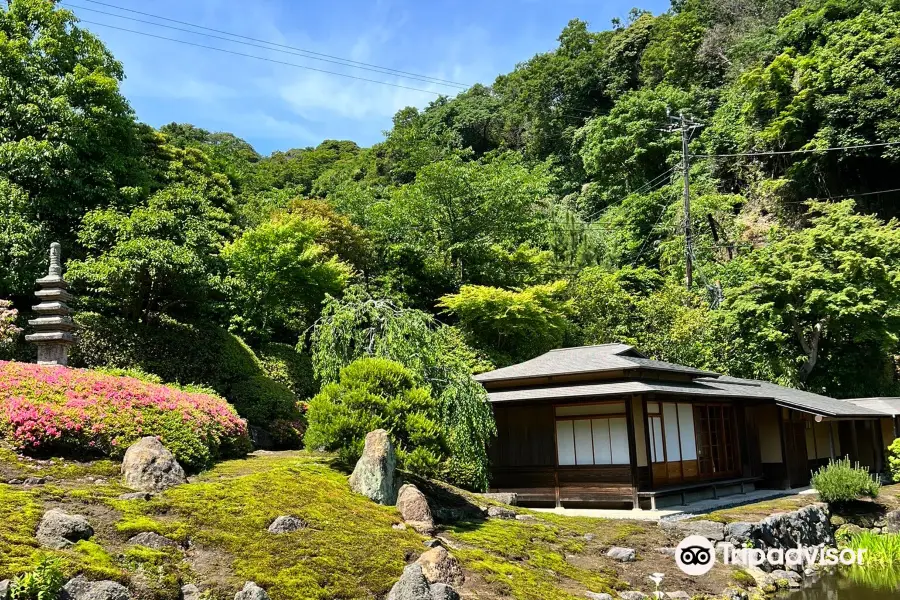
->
xmin=62 ymin=0 xmax=670 ymax=155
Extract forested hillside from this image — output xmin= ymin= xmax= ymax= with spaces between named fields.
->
xmin=3 ymin=0 xmax=900 ymax=423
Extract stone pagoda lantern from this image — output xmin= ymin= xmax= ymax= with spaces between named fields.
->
xmin=25 ymin=242 xmax=77 ymax=366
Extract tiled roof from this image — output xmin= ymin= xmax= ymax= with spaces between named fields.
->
xmin=473 ymin=344 xmax=718 ymax=383
xmin=846 ymin=397 xmax=900 ymax=416
xmin=484 ymin=374 xmax=886 ymax=418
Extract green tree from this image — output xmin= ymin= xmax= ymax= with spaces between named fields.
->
xmin=305 ymin=358 xmax=447 ymax=477
xmin=438 ymin=281 xmax=571 ymax=363
xmin=223 ymin=214 xmax=352 ymax=342
xmin=67 ymin=143 xmax=235 ymax=321
xmin=307 ymin=287 xmax=495 ymax=490
xmin=0 ymin=0 xmax=144 ymax=292
xmin=724 ymin=200 xmax=900 ymax=396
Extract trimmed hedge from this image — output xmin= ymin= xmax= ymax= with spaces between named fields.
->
xmin=71 ymin=313 xmax=311 ymax=441
xmin=0 ymin=360 xmax=251 ymax=470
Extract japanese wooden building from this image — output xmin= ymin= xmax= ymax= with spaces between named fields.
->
xmin=476 ymin=344 xmax=895 ymax=509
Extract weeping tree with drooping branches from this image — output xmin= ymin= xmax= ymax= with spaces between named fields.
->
xmin=304 ymin=286 xmax=496 ymax=490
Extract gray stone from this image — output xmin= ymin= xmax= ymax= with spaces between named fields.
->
xmin=234 ymin=582 xmax=269 ymax=600
xmin=618 ymin=592 xmax=648 ymax=600
xmin=724 ymin=522 xmax=754 ymax=544
xmin=397 ymin=484 xmax=435 ymax=535
xmin=181 ymin=584 xmax=200 ymax=600
xmin=722 ymin=588 xmax=749 ymax=600
xmin=429 ymin=583 xmax=459 ymax=600
xmin=424 ymin=539 xmax=442 ymax=548
xmin=62 ymin=577 xmax=130 ymax=600
xmin=37 ymin=509 xmax=94 ymax=549
xmin=121 ymin=437 xmax=187 ymax=492
xmin=606 ymin=547 xmax=636 ymax=562
xmin=415 ymin=546 xmax=464 ymax=586
xmin=659 ymin=519 xmax=725 ymax=541
xmin=117 ymin=492 xmax=153 ymax=501
xmin=0 ymin=580 xmax=10 ymax=600
xmin=349 ymin=430 xmax=399 ymax=505
xmin=486 ymin=506 xmax=516 ymax=520
xmin=267 ymin=516 xmax=307 ymax=533
xmin=387 ymin=564 xmax=432 ymax=600
xmin=127 ymin=532 xmax=179 ymax=550
xmin=656 ymin=547 xmax=676 ymax=556
xmin=883 ymin=509 xmax=900 ymax=534
xmin=7 ymin=479 xmax=23 ymax=485
xmin=585 ymin=593 xmax=612 ymax=600
xmin=515 ymin=514 xmax=536 ymax=521
xmin=23 ymin=477 xmax=46 ymax=486
xmin=478 ymin=492 xmax=517 ymax=506
xmin=665 ymin=593 xmax=690 ymax=600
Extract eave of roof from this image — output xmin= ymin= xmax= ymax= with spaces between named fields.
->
xmin=484 ymin=376 xmax=887 ymax=418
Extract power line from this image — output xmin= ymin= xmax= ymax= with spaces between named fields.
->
xmin=694 ymin=141 xmax=900 ymax=158
xmin=581 ymin=165 xmax=679 ymax=223
xmin=78 ymin=20 xmax=446 ymax=96
xmin=70 ymin=0 xmax=471 ymax=89
xmin=783 ymin=187 xmax=900 ymax=204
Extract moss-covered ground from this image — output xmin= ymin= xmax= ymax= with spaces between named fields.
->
xmin=1 ymin=446 xmax=746 ymax=600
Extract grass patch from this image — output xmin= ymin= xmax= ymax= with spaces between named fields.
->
xmin=121 ymin=454 xmax=422 ymax=600
xmin=446 ymin=518 xmax=622 ymax=600
xmin=0 ymin=445 xmax=120 ymax=484
xmin=699 ymin=495 xmax=818 ymax=524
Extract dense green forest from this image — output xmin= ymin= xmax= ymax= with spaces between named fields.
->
xmin=2 ymin=0 xmax=900 ymax=483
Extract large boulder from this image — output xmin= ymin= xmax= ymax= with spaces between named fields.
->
xmin=121 ymin=437 xmax=187 ymax=492
xmin=415 ymin=546 xmax=464 ymax=586
xmin=387 ymin=564 xmax=432 ymax=600
xmin=62 ymin=577 xmax=130 ymax=600
xmin=0 ymin=580 xmax=11 ymax=600
xmin=234 ymin=582 xmax=269 ymax=600
xmin=883 ymin=509 xmax=900 ymax=534
xmin=36 ymin=509 xmax=94 ymax=549
xmin=724 ymin=522 xmax=754 ymax=545
xmin=397 ymin=484 xmax=435 ymax=535
xmin=349 ymin=430 xmax=398 ymax=505
xmin=429 ymin=584 xmax=460 ymax=600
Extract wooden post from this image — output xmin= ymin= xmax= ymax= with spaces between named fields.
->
xmin=851 ymin=420 xmax=860 ymax=465
xmin=778 ymin=407 xmax=790 ymax=489
xmin=642 ymin=396 xmax=654 ymax=490
xmin=829 ymin=421 xmax=836 ymax=460
xmin=873 ymin=420 xmax=885 ymax=474
xmin=626 ymin=395 xmax=640 ymax=509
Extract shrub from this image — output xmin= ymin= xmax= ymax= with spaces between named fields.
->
xmin=229 ymin=375 xmax=303 ymax=427
xmin=888 ymin=437 xmax=900 ymax=483
xmin=304 ymin=358 xmax=446 ymax=477
xmin=811 ymin=457 xmax=881 ymax=504
xmin=10 ymin=556 xmax=65 ymax=600
xmin=72 ymin=312 xmax=261 ymax=392
xmin=256 ymin=342 xmax=318 ymax=399
xmin=0 ymin=361 xmax=251 ymax=470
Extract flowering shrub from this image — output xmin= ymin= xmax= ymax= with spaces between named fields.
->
xmin=0 ymin=300 xmax=22 ymax=348
xmin=0 ymin=361 xmax=251 ymax=470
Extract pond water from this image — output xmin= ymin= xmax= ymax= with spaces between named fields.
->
xmin=778 ymin=571 xmax=900 ymax=600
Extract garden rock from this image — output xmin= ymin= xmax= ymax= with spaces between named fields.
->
xmin=62 ymin=577 xmax=130 ymax=600
xmin=883 ymin=509 xmax=900 ymax=534
xmin=486 ymin=506 xmax=516 ymax=519
xmin=181 ymin=585 xmax=201 ymax=600
xmin=397 ymin=484 xmax=435 ymax=534
xmin=606 ymin=547 xmax=636 ymax=562
xmin=0 ymin=580 xmax=10 ymax=600
xmin=121 ymin=437 xmax=187 ymax=492
xmin=724 ymin=522 xmax=754 ymax=544
xmin=618 ymin=592 xmax=648 ymax=600
xmin=415 ymin=546 xmax=464 ymax=586
xmin=424 ymin=539 xmax=442 ymax=548
xmin=23 ymin=477 xmax=45 ymax=486
xmin=429 ymin=583 xmax=459 ymax=600
xmin=387 ymin=564 xmax=432 ymax=600
xmin=36 ymin=509 xmax=94 ymax=549
xmin=478 ymin=492 xmax=517 ymax=505
xmin=127 ymin=532 xmax=179 ymax=550
xmin=585 ymin=593 xmax=612 ymax=600
xmin=349 ymin=429 xmax=399 ymax=505
xmin=665 ymin=593 xmax=690 ymax=599
xmin=267 ymin=516 xmax=307 ymax=533
xmin=234 ymin=582 xmax=269 ymax=600
xmin=659 ymin=519 xmax=724 ymax=541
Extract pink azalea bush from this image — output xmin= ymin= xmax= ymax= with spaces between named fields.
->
xmin=0 ymin=360 xmax=251 ymax=470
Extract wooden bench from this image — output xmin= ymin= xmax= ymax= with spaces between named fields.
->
xmin=637 ymin=476 xmax=764 ymax=510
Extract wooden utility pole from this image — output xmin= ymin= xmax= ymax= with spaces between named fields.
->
xmin=665 ymin=111 xmax=703 ymax=290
